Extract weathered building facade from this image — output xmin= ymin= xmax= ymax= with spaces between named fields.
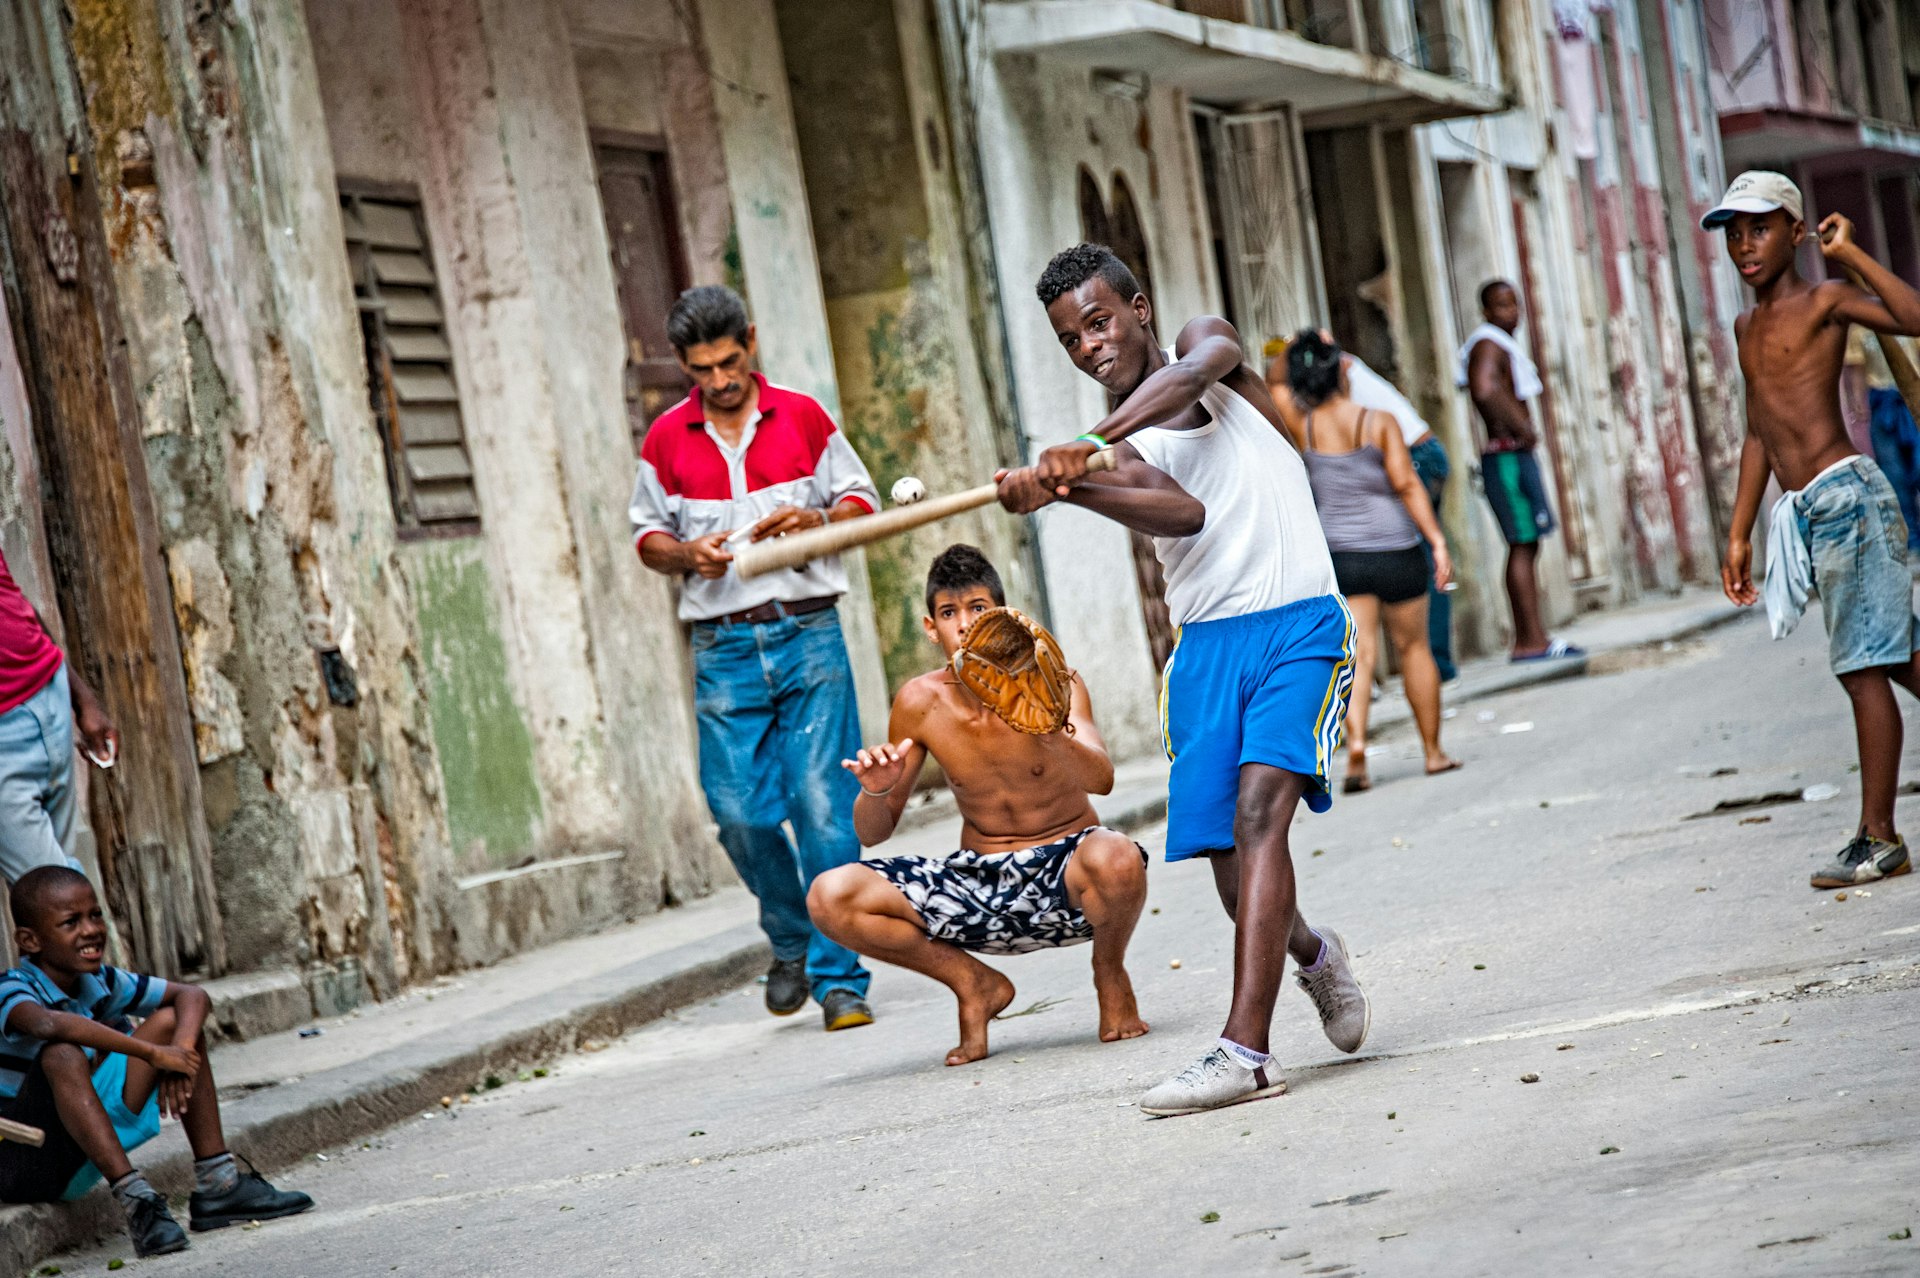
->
xmin=0 ymin=0 xmax=908 ymax=1029
xmin=0 ymin=0 xmax=1767 ymax=1033
xmin=1406 ymin=0 xmax=1744 ymax=649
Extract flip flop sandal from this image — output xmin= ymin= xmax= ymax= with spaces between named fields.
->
xmin=1342 ymin=774 xmax=1372 ymax=794
xmin=1510 ymin=638 xmax=1586 ymax=663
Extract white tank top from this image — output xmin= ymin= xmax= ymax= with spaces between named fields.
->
xmin=1125 ymin=358 xmax=1338 ymax=627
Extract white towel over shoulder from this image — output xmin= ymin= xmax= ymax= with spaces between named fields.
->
xmin=1455 ymin=323 xmax=1543 ymax=401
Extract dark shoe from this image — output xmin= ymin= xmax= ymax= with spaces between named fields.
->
xmin=1810 ymin=833 xmax=1912 ymax=889
xmin=125 ymin=1188 xmax=189 ymax=1257
xmin=765 ymin=958 xmax=808 ymax=1016
xmin=820 ymin=988 xmax=874 ymax=1032
xmin=189 ymin=1161 xmax=314 ymax=1232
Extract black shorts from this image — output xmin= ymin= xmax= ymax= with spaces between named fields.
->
xmin=0 ymin=1060 xmax=91 ymax=1204
xmin=1330 ymin=547 xmax=1429 ymax=604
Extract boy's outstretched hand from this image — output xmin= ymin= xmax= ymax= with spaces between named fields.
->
xmin=843 ymin=739 xmax=915 ymax=796
xmin=1721 ymin=537 xmax=1758 ymax=606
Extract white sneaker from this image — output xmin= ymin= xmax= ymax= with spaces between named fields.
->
xmin=1296 ymin=929 xmax=1370 ymax=1053
xmin=1138 ymin=1046 xmax=1287 ymax=1116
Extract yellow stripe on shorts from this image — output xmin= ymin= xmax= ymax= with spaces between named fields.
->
xmin=1158 ymin=626 xmax=1183 ymax=762
xmin=1314 ymin=597 xmax=1357 ymax=782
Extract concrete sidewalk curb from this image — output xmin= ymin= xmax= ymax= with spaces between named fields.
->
xmin=0 ymin=925 xmax=772 ymax=1273
xmin=1373 ymin=600 xmax=1751 ymax=732
xmin=0 ymin=784 xmax=1177 ymax=1272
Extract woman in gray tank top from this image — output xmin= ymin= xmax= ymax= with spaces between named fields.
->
xmin=1282 ymin=331 xmax=1460 ymax=791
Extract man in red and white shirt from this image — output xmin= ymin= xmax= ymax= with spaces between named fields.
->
xmin=0 ymin=547 xmax=117 ymax=883
xmin=630 ymin=286 xmax=879 ymax=1033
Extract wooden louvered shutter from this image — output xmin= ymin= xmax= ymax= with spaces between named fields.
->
xmin=340 ymin=188 xmax=481 ymax=531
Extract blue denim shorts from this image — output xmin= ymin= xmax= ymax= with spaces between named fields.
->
xmin=1805 ymin=457 xmax=1920 ymax=674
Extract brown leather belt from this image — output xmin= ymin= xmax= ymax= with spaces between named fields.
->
xmin=704 ymin=595 xmax=838 ymax=627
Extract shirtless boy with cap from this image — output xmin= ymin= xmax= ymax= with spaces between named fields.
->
xmin=1710 ymin=170 xmax=1920 ymax=888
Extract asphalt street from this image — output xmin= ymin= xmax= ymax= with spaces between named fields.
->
xmin=50 ymin=610 xmax=1920 ymax=1276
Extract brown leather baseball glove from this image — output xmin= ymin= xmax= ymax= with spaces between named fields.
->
xmin=951 ymin=606 xmax=1075 ymax=735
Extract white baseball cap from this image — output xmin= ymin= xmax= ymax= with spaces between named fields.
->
xmin=1700 ymin=170 xmax=1804 ymax=230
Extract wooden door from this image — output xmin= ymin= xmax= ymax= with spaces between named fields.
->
xmin=0 ymin=1 xmax=225 ymax=976
xmin=593 ymin=140 xmax=690 ymax=452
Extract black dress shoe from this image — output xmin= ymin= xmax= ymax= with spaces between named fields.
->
xmin=765 ymin=958 xmax=808 ymax=1015
xmin=189 ymin=1163 xmax=314 ymax=1232
xmin=820 ymin=988 xmax=874 ymax=1032
xmin=125 ymin=1188 xmax=189 ymax=1256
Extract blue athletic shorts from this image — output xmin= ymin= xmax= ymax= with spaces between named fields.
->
xmin=1158 ymin=594 xmax=1355 ymax=861
xmin=60 ymin=1052 xmax=160 ymax=1201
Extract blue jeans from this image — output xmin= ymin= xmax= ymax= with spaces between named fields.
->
xmin=1868 ymin=387 xmax=1920 ymax=551
xmin=0 ymin=663 xmax=80 ymax=885
xmin=1408 ymin=437 xmax=1457 ymax=680
xmin=692 ymin=607 xmax=869 ymax=1002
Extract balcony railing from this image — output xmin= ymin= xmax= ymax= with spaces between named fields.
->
xmin=1170 ymin=0 xmax=1457 ymax=76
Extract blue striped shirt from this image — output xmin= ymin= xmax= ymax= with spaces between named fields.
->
xmin=0 ymin=960 xmax=167 ymax=1099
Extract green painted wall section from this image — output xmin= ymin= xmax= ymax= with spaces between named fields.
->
xmin=404 ymin=540 xmax=543 ymax=871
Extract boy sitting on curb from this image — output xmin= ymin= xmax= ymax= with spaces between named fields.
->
xmin=1711 ymin=170 xmax=1920 ymax=888
xmin=809 ymin=545 xmax=1157 ymax=1067
xmin=0 ymin=866 xmax=312 ymax=1255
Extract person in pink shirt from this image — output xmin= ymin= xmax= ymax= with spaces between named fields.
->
xmin=0 ymin=547 xmax=117 ymax=882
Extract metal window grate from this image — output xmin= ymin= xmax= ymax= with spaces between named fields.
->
xmin=340 ymin=189 xmax=481 ymax=532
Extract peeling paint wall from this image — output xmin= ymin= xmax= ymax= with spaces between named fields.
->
xmin=59 ymin=0 xmax=459 ymax=995
xmin=406 ymin=541 xmax=543 ymax=871
xmin=305 ymin=0 xmax=731 ymax=967
xmin=777 ymin=0 xmax=1026 ymax=691
xmin=33 ymin=0 xmax=786 ymax=1006
xmin=691 ymin=0 xmax=893 ymax=743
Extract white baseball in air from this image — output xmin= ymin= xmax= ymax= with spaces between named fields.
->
xmin=891 ymin=476 xmax=927 ymax=505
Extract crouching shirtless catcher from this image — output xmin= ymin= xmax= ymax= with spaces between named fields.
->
xmin=809 ymin=545 xmax=1195 ymax=1066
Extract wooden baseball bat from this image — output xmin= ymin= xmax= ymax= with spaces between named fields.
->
xmin=1821 ymin=221 xmax=1920 ymax=421
xmin=733 ymin=448 xmax=1117 ymax=580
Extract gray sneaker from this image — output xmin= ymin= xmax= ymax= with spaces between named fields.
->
xmin=1138 ymin=1046 xmax=1287 ymax=1117
xmin=1810 ymin=834 xmax=1911 ymax=889
xmin=1296 ymin=929 xmax=1370 ymax=1054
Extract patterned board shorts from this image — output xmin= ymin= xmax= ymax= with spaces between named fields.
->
xmin=862 ymin=826 xmax=1145 ymax=956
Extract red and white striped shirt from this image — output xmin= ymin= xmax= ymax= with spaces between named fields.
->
xmin=629 ymin=375 xmax=878 ymax=621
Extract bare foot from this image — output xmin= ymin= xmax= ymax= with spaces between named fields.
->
xmin=1093 ymin=963 xmax=1149 ymax=1043
xmin=1425 ymin=755 xmax=1463 ymax=776
xmin=946 ymin=966 xmax=1016 ymax=1066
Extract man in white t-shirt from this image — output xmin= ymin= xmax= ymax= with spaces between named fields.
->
xmin=997 ymin=245 xmax=1372 ymax=1117
xmin=1266 ymin=338 xmax=1456 ymax=679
